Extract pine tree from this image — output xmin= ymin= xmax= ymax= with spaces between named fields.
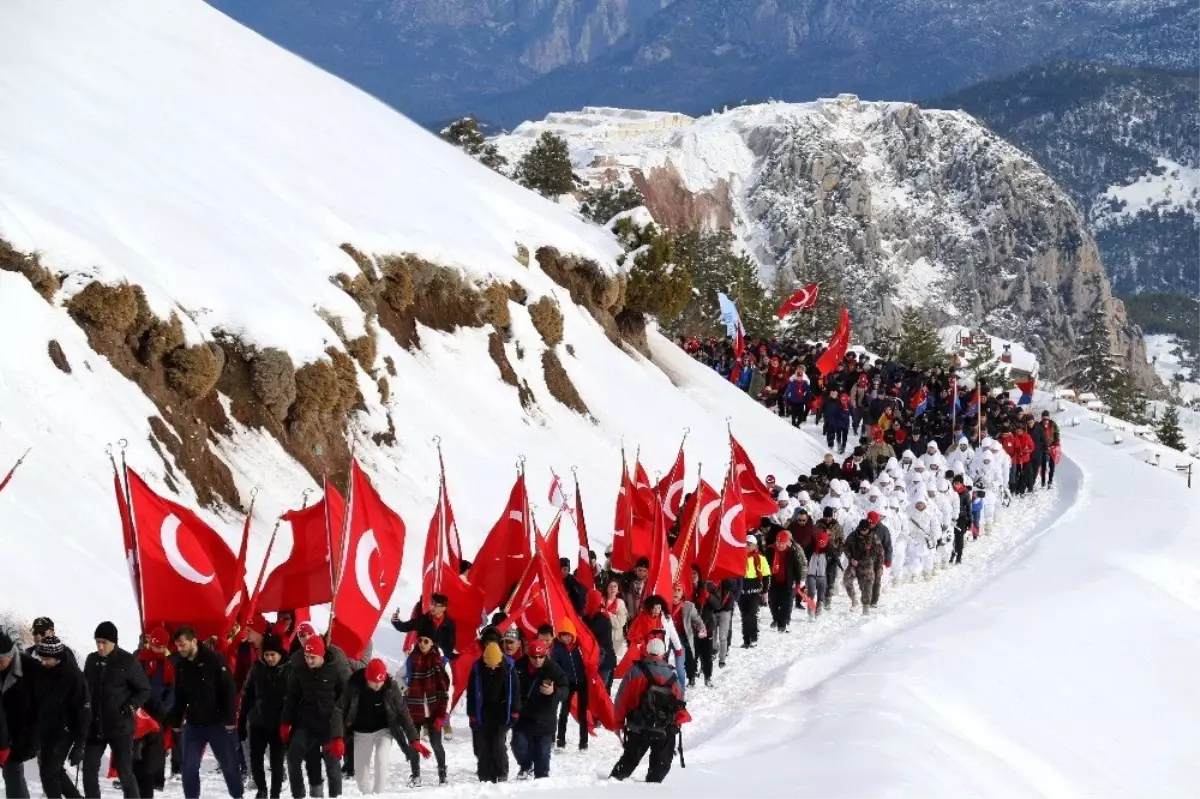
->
xmin=965 ymin=332 xmax=1005 ymax=386
xmin=514 ymin=131 xmax=578 ymax=198
xmin=614 ymin=218 xmax=692 ymax=325
xmin=440 ymin=116 xmax=507 ymax=172
xmin=896 ymin=308 xmax=945 ymax=369
xmin=722 ymin=250 xmax=776 ymax=339
xmin=1156 ymin=404 xmax=1185 ymax=451
xmin=579 ymin=183 xmax=644 ymax=225
xmin=1072 ymin=309 xmax=1120 ymax=395
xmin=1107 ymin=370 xmax=1149 ymax=425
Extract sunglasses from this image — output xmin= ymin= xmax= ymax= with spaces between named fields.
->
xmin=530 ymin=654 xmax=546 ymax=660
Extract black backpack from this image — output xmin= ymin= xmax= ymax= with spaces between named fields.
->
xmin=627 ymin=662 xmax=681 ymax=734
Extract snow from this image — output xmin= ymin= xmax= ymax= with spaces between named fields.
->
xmin=1093 ymin=157 xmax=1200 ymax=229
xmin=0 ymin=0 xmax=825 ymax=649
xmin=940 ymin=324 xmax=1040 ymax=377
xmin=1145 ymin=333 xmax=1200 ymax=403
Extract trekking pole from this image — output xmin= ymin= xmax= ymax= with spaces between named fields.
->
xmin=677 ymin=730 xmax=686 ymax=768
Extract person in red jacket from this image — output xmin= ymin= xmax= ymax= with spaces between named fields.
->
xmin=1013 ymin=425 xmax=1035 ymax=495
xmin=997 ymin=428 xmax=1019 ymax=492
xmin=609 ymin=638 xmax=689 ymax=784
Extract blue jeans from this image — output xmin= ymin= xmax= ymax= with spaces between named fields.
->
xmin=510 ymin=731 xmax=553 ymax=778
xmin=674 ymin=653 xmax=687 ymax=699
xmin=181 ymin=724 xmax=244 ymax=798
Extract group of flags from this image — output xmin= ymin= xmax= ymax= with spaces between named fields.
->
xmin=720 ymin=285 xmax=851 ymax=379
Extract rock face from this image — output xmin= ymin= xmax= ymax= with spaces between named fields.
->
xmin=936 ymin=62 xmax=1199 ymax=297
xmin=206 ymin=0 xmax=1197 ymax=125
xmin=494 ymin=101 xmax=1160 ymax=391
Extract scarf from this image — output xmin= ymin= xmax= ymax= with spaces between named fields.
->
xmin=772 ymin=545 xmax=790 ymax=579
xmin=404 ymin=648 xmax=450 ymax=724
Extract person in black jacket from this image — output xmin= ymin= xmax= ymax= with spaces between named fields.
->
xmin=390 ymin=595 xmax=457 ymax=661
xmin=549 ymin=620 xmax=588 ymax=751
xmin=131 ymin=691 xmax=169 ymax=799
xmin=559 ymin=559 xmax=587 ymax=614
xmin=511 ymin=640 xmax=566 ymax=779
xmin=168 ymin=627 xmax=242 ymax=799
xmin=243 ymin=634 xmax=289 ymax=799
xmin=32 ymin=636 xmax=89 ymax=799
xmin=1 ymin=633 xmax=43 ymax=799
xmin=950 ymin=475 xmax=973 ymax=564
xmin=766 ymin=530 xmax=806 ymax=633
xmin=281 ymin=636 xmax=347 ymax=799
xmin=465 ymin=642 xmax=520 ymax=783
xmin=82 ymin=621 xmax=150 ymax=799
xmin=342 ymin=659 xmax=429 ymax=792
xmin=581 ymin=591 xmax=615 ymax=688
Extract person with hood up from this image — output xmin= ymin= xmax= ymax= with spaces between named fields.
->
xmin=845 ymin=521 xmax=884 ymax=616
xmin=243 ymin=633 xmax=290 ymax=799
xmin=906 ymin=494 xmax=940 ymax=580
xmin=945 ymin=436 xmax=975 ymax=475
xmin=608 ymin=638 xmax=689 ymax=784
xmin=82 ymin=622 xmax=151 ymax=799
xmin=865 ymin=511 xmax=893 ymax=607
xmin=30 ymin=635 xmax=89 ymax=799
xmin=920 ymin=441 xmax=946 ymax=472
xmin=403 ymin=623 xmax=451 ymax=785
xmin=873 ymin=492 xmax=908 ymax=586
xmin=550 ymin=619 xmax=589 ymax=751
xmin=281 ymin=635 xmax=348 ymax=799
xmin=766 ymin=531 xmax=806 ymax=633
xmin=820 ymin=483 xmax=846 ymax=527
xmin=926 ymin=483 xmax=951 ymax=570
xmin=968 ymin=450 xmax=1002 ymax=535
xmin=343 ymin=659 xmax=429 ymax=792
xmin=466 ymin=641 xmax=520 ymax=783
xmin=805 ymin=533 xmax=830 ymax=617
xmin=795 ymin=491 xmax=821 ymax=522
xmin=512 ymin=640 xmax=566 ymax=779
xmin=669 ymin=585 xmax=706 ymax=688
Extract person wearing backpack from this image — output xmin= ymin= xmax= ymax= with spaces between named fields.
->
xmin=609 ymin=638 xmax=690 ymax=784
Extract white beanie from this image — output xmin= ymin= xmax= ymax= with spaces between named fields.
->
xmin=646 ymin=639 xmax=667 ymax=657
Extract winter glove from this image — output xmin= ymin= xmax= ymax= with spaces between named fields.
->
xmin=68 ymin=741 xmax=85 ymax=767
xmin=279 ymin=724 xmax=292 ymax=744
xmin=324 ymin=738 xmax=345 ymax=759
xmin=412 ymin=741 xmax=432 ymax=759
xmin=674 ymin=707 xmax=692 ymax=725
xmin=0 ymin=748 xmax=9 ymax=767
xmin=885 ymin=561 xmax=891 ymax=568
xmin=433 ymin=716 xmax=446 ymax=732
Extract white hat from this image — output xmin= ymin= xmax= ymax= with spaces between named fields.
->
xmin=646 ymin=639 xmax=667 ymax=657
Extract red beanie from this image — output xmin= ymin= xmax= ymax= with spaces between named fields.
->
xmin=148 ymin=626 xmax=170 ymax=648
xmin=365 ymin=658 xmax=388 ymax=683
xmin=303 ymin=636 xmax=326 ymax=658
xmin=583 ymin=590 xmax=603 ymax=617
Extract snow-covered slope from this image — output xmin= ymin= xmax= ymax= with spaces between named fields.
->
xmin=494 ymin=102 xmax=1157 ymax=391
xmin=0 ymin=0 xmax=825 ymax=641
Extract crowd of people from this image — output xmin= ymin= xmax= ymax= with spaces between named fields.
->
xmin=0 ymin=334 xmax=1060 ymax=798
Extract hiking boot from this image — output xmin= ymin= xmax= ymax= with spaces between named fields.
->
xmin=408 ymin=774 xmax=422 ymax=788
xmin=438 ymin=767 xmax=448 ymax=785
xmin=556 ymin=737 xmax=566 ymax=749
xmin=579 ymin=740 xmax=588 ymax=751
xmin=718 ymin=660 xmax=726 ymax=668
xmin=862 ymin=605 xmax=869 ymax=616
xmin=310 ymin=784 xmax=324 ymax=798
xmin=704 ymin=677 xmax=712 ymax=687
xmin=517 ymin=768 xmax=533 ymax=780
xmin=687 ymin=677 xmax=695 ymax=688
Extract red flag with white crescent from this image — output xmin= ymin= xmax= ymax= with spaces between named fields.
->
xmin=466 ymin=474 xmax=531 ymax=612
xmin=776 ymin=282 xmax=819 ymax=318
xmin=632 ymin=461 xmax=655 ymax=523
xmin=418 ymin=458 xmax=483 ymax=654
xmin=255 ymin=482 xmax=342 ymax=613
xmin=572 ymin=473 xmax=596 ymax=590
xmin=654 ymin=446 xmax=686 ymax=524
xmin=699 ymin=468 xmax=748 ymax=583
xmin=729 ymin=435 xmax=778 ymax=528
xmin=329 ymin=460 xmax=406 ymax=661
xmin=815 ymin=307 xmax=851 ymax=376
xmin=126 ymin=469 xmax=241 ymax=639
xmin=641 ymin=498 xmax=674 ymax=607
xmin=672 ymin=479 xmax=719 ymax=587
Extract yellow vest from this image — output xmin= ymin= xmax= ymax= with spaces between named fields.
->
xmin=744 ymin=553 xmax=769 ymax=580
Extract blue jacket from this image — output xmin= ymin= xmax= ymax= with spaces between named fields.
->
xmin=551 ymin=639 xmax=587 ymax=686
xmin=466 ymin=657 xmax=520 ymax=729
xmin=825 ymin=402 xmax=851 ymax=430
xmin=736 ymin=366 xmax=754 ymax=391
xmin=783 ymin=377 xmax=808 ymax=405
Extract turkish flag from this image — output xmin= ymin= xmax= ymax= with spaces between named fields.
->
xmin=467 ymin=474 xmax=530 ymax=613
xmin=542 ymin=513 xmax=562 ymax=561
xmin=329 ymin=461 xmax=406 ymax=662
xmin=776 ymin=282 xmax=819 ymax=318
xmin=572 ymin=474 xmax=596 ymax=591
xmin=611 ymin=466 xmax=635 ymax=572
xmin=126 ymin=470 xmax=240 ymax=639
xmin=730 ymin=435 xmax=778 ymax=527
xmin=699 ymin=469 xmax=748 ymax=583
xmin=632 ymin=461 xmax=655 ymax=522
xmin=654 ymin=446 xmax=687 ymax=524
xmin=255 ymin=482 xmax=342 ymax=613
xmin=641 ymin=500 xmax=674 ymax=607
xmin=815 ymin=307 xmax=851 ymax=376
xmin=672 ymin=479 xmax=719 ymax=590
xmin=112 ymin=463 xmax=143 ymax=623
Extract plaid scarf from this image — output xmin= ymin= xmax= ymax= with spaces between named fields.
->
xmin=404 ymin=648 xmax=450 ymax=724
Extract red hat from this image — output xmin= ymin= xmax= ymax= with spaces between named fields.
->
xmin=365 ymin=658 xmax=388 ymax=683
xmin=527 ymin=640 xmax=549 ymax=657
xmin=765 ymin=475 xmax=776 ymax=486
xmin=867 ymin=511 xmax=881 ymax=524
xmin=148 ymin=626 xmax=170 ymax=648
xmin=816 ymin=532 xmax=830 ymax=549
xmin=303 ymin=635 xmax=326 ymax=657
xmin=296 ymin=621 xmax=317 ymax=638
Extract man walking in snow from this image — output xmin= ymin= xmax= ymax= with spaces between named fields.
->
xmin=82 ymin=622 xmax=150 ymax=799
xmin=32 ymin=636 xmax=90 ymax=799
xmin=1 ymin=632 xmax=42 ymax=798
xmin=170 ymin=627 xmax=244 ymax=799
xmin=282 ymin=635 xmax=348 ymax=799
xmin=740 ymin=537 xmax=769 ymax=648
xmin=845 ymin=521 xmax=884 ymax=616
xmin=609 ymin=639 xmax=689 ymax=784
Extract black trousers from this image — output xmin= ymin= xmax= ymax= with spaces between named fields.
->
xmin=2 ymin=759 xmax=30 ymax=799
xmin=249 ymin=726 xmax=285 ymax=798
xmin=471 ymin=726 xmax=509 ymax=783
xmin=416 ymin=721 xmax=446 ymax=773
xmin=951 ymin=530 xmax=965 ymax=564
xmin=767 ymin=585 xmax=793 ymax=629
xmin=1038 ymin=454 xmax=1055 ymax=486
xmin=557 ymin=683 xmax=588 ymax=747
xmin=610 ymin=730 xmax=676 ymax=783
xmin=37 ymin=736 xmax=82 ymax=799
xmin=84 ymin=733 xmax=137 ymax=799
xmin=824 ymin=559 xmax=841 ymax=607
xmin=286 ymin=729 xmax=340 ymax=798
xmin=737 ymin=592 xmax=761 ymax=645
xmin=133 ymin=732 xmax=165 ymax=799
xmin=693 ymin=637 xmax=713 ymax=681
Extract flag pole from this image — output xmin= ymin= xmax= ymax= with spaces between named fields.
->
xmin=0 ymin=447 xmax=31 ymax=496
xmin=118 ymin=440 xmax=148 ymax=632
xmin=673 ymin=462 xmax=702 ymax=584
xmin=706 ymin=464 xmax=733 ymax=578
xmin=434 ymin=436 xmax=446 ymax=601
xmin=329 ymin=441 xmax=357 ymax=637
xmin=246 ymin=487 xmax=311 ymax=623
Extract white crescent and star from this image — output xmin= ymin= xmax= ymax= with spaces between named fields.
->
xmin=663 ymin=480 xmax=684 ymax=522
xmin=161 ymin=514 xmax=215 ymax=585
xmin=719 ymin=504 xmax=745 ymax=549
xmin=699 ymin=498 xmax=721 ymax=535
xmin=355 ymin=528 xmax=382 ymax=611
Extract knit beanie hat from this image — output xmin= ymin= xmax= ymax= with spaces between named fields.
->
xmin=365 ymin=658 xmax=389 ymax=683
xmin=0 ymin=633 xmax=14 ymax=659
xmin=35 ymin=636 xmax=66 ymax=659
xmin=482 ymin=641 xmax=503 ymax=668
xmin=148 ymin=626 xmax=171 ymax=648
xmin=303 ymin=635 xmax=326 ymax=658
xmin=261 ymin=633 xmax=285 ymax=657
xmin=94 ymin=621 xmax=119 ymax=644
xmin=646 ymin=638 xmax=667 ymax=657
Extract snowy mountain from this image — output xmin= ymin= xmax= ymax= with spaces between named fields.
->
xmin=0 ymin=0 xmax=826 ymax=640
xmin=205 ymin=0 xmax=1199 ymax=127
xmin=937 ymin=62 xmax=1199 ymax=296
xmin=493 ymin=102 xmax=1159 ymax=391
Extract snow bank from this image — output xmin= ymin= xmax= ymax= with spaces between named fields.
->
xmin=1093 ymin=157 xmax=1200 ymax=229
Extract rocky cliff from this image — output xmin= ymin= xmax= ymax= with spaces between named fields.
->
xmin=494 ymin=100 xmax=1160 ymax=391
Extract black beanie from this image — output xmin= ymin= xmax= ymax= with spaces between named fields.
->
xmin=0 ymin=632 xmax=14 ymax=659
xmin=261 ymin=633 xmax=285 ymax=657
xmin=94 ymin=621 xmax=119 ymax=644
